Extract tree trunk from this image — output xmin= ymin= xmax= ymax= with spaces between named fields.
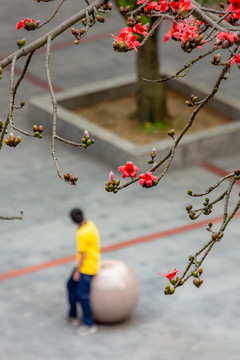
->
xmin=113 ymin=0 xmax=168 ymax=124
xmin=136 ymin=27 xmax=168 ymax=124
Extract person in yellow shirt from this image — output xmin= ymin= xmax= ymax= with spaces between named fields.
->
xmin=66 ymin=208 xmax=100 ymax=336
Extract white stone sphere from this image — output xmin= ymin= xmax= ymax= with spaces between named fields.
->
xmin=90 ymin=259 xmax=139 ymax=324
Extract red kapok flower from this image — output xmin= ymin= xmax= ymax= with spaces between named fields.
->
xmin=171 ymin=0 xmax=193 ymax=12
xmin=112 ymin=28 xmax=140 ymax=52
xmin=229 ymin=53 xmax=240 ymax=67
xmin=118 ymin=161 xmax=139 ymax=179
xmin=216 ymin=31 xmax=239 ymax=47
xmin=227 ymin=0 xmax=240 ymax=17
xmin=16 ymin=18 xmax=38 ymax=30
xmin=133 ymin=23 xmax=148 ymax=37
xmin=158 ymin=268 xmax=179 ymax=280
xmin=164 ymin=21 xmax=181 ymax=42
xmin=229 ymin=0 xmax=240 ymax=10
xmin=139 ymin=171 xmax=158 ymax=187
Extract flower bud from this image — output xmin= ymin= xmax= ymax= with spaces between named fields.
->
xmin=218 ymin=232 xmax=224 ymax=239
xmin=96 ymin=15 xmax=105 ymax=23
xmin=71 ymin=28 xmax=78 ymax=35
xmin=212 ymin=233 xmax=218 ymax=241
xmin=128 ymin=17 xmax=135 ymax=27
xmin=187 ymin=189 xmax=192 ymax=196
xmin=168 ymin=129 xmax=175 ymax=137
xmin=192 ymin=271 xmax=198 ymax=278
xmin=83 ymin=129 xmax=89 ymax=137
xmin=193 ymin=278 xmax=200 ymax=287
xmin=109 ymin=171 xmax=115 ymax=182
xmin=222 ymin=40 xmax=229 ymax=48
xmin=151 ymin=147 xmax=156 ymax=158
xmin=113 ymin=42 xmax=120 ymax=51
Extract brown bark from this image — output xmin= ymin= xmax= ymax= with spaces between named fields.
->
xmin=136 ymin=27 xmax=168 ymax=124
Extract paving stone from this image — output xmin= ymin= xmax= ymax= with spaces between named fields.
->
xmin=0 ymin=1 xmax=240 ymax=360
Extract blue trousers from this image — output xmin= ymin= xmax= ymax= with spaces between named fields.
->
xmin=66 ymin=269 xmax=94 ymax=326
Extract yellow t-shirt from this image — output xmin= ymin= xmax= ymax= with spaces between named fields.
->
xmin=75 ymin=220 xmax=100 ymax=275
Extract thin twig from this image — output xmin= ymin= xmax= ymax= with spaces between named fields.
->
xmin=55 ymin=135 xmax=84 ymax=147
xmin=38 ymin=0 xmax=67 ymax=28
xmin=222 ymin=177 xmax=236 ymax=223
xmin=13 ymin=126 xmax=35 ymax=137
xmin=8 ymin=55 xmax=17 ymax=134
xmin=143 ymin=47 xmax=216 ymax=83
xmin=190 ymin=173 xmax=235 ymax=196
xmin=0 ymin=211 xmax=24 ymax=220
xmin=0 ymin=51 xmax=35 ymax=149
xmin=0 ymin=0 xmax=107 ymax=69
xmin=138 ymin=18 xmax=163 ymax=49
xmin=45 ymin=35 xmax=65 ymax=182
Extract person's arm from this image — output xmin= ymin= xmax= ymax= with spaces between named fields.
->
xmin=73 ymin=252 xmax=86 ymax=281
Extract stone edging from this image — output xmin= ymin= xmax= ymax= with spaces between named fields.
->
xmin=28 ymin=74 xmax=240 ymax=169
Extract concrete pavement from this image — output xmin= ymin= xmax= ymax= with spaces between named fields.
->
xmin=0 ymin=1 xmax=240 ymax=359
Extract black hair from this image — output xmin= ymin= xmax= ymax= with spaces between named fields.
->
xmin=70 ymin=208 xmax=84 ymax=224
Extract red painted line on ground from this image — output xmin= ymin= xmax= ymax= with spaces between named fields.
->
xmin=5 ymin=64 xmax=62 ymax=93
xmin=0 ymin=255 xmax=75 ymax=282
xmin=200 ymin=161 xmax=229 ymax=178
xmin=0 ymin=29 xmax=120 ymax=92
xmin=200 ymin=161 xmax=240 ymax=186
xmin=1 ymin=212 xmax=240 ymax=282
